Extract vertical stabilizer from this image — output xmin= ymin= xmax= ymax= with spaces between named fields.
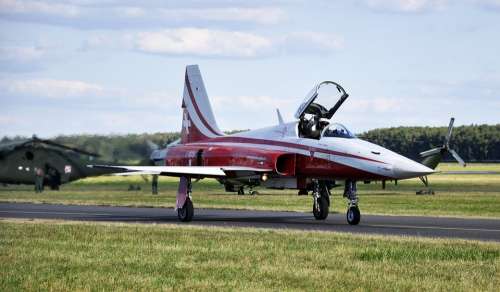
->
xmin=181 ymin=65 xmax=223 ymax=143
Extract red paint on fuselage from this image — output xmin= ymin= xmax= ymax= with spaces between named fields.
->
xmin=165 ymin=136 xmax=391 ymax=181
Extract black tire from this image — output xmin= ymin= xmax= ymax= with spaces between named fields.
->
xmin=177 ymin=198 xmax=194 ymax=222
xmin=313 ymin=196 xmax=329 ymax=220
xmin=237 ymin=187 xmax=245 ymax=195
xmin=346 ymin=206 xmax=361 ymax=225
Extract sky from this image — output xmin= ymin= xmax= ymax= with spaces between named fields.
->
xmin=1 ymin=0 xmax=499 ymax=137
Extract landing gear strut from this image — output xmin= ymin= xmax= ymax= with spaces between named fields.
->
xmin=344 ymin=180 xmax=360 ymax=225
xmin=177 ymin=177 xmax=194 ymax=222
xmin=312 ymin=180 xmax=330 ymax=220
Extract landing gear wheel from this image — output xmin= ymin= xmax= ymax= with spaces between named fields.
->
xmin=250 ymin=190 xmax=259 ymax=196
xmin=177 ymin=198 xmax=194 ymax=222
xmin=237 ymin=187 xmax=245 ymax=195
xmin=346 ymin=206 xmax=360 ymax=225
xmin=313 ymin=196 xmax=329 ymax=220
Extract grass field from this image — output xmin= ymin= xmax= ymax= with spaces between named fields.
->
xmin=1 ymin=219 xmax=499 ymax=291
xmin=1 ymin=163 xmax=499 ymax=218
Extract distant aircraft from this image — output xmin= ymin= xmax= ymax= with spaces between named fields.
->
xmin=378 ymin=117 xmax=466 ymax=193
xmin=0 ymin=136 xmax=116 ymax=190
xmin=90 ymin=65 xmax=440 ymax=225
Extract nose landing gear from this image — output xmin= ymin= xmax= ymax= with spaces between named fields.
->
xmin=344 ymin=180 xmax=361 ymax=225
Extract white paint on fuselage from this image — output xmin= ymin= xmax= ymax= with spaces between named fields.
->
xmin=225 ymin=122 xmax=434 ymax=180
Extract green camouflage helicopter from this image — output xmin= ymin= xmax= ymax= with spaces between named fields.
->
xmin=0 ymin=136 xmax=117 ymax=190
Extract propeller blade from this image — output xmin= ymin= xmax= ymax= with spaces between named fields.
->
xmin=449 ymin=149 xmax=466 ymax=167
xmin=420 ymin=147 xmax=442 ymax=157
xmin=445 ymin=117 xmax=455 ymax=143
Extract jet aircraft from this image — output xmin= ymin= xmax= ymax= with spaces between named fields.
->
xmin=90 ymin=65 xmax=438 ymax=225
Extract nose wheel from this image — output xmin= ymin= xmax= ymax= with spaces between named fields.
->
xmin=346 ymin=206 xmax=360 ymax=225
xmin=344 ymin=180 xmax=361 ymax=225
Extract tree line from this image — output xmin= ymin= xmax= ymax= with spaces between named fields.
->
xmin=2 ymin=124 xmax=499 ymax=163
xmin=359 ymin=124 xmax=500 ymax=162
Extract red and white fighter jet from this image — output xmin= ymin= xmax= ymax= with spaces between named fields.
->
xmin=90 ymin=65 xmax=435 ymax=225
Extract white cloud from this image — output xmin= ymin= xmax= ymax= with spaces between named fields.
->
xmin=0 ymin=1 xmax=287 ymax=28
xmin=133 ymin=28 xmax=274 ymax=58
xmin=364 ymin=0 xmax=447 ymax=12
xmin=0 ymin=0 xmax=80 ymax=17
xmin=0 ymin=45 xmax=45 ymax=62
xmin=475 ymin=0 xmax=500 ymax=9
xmin=282 ymin=32 xmax=344 ymax=53
xmin=126 ymin=28 xmax=344 ymax=58
xmin=212 ymin=95 xmax=294 ymax=109
xmin=159 ymin=7 xmax=286 ymax=25
xmin=114 ymin=6 xmax=146 ymax=18
xmin=348 ymin=97 xmax=404 ymax=112
xmin=0 ymin=77 xmax=179 ymax=107
xmin=2 ymin=78 xmax=105 ymax=99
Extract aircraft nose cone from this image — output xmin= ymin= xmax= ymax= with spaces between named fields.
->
xmin=392 ymin=158 xmax=436 ymax=179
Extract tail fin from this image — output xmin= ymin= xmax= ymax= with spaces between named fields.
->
xmin=181 ymin=65 xmax=223 ymax=143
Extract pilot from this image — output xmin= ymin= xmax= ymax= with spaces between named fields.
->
xmin=34 ymin=167 xmax=44 ymax=193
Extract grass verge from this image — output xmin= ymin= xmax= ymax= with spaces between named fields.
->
xmin=1 ymin=219 xmax=499 ymax=291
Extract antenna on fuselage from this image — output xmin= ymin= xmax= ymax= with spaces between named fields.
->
xmin=276 ymin=108 xmax=284 ymax=125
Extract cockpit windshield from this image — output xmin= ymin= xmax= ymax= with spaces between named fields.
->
xmin=321 ymin=123 xmax=356 ymax=139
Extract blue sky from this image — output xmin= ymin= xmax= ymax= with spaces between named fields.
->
xmin=1 ymin=0 xmax=499 ymax=137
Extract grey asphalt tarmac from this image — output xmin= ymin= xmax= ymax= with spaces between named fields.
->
xmin=1 ymin=202 xmax=499 ymax=242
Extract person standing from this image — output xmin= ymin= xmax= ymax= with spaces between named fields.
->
xmin=34 ymin=168 xmax=44 ymax=193
xmin=152 ymin=174 xmax=158 ymax=195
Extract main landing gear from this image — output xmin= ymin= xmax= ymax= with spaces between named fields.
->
xmin=177 ymin=177 xmax=194 ymax=222
xmin=344 ymin=180 xmax=360 ymax=225
xmin=312 ymin=180 xmax=330 ymax=220
xmin=310 ymin=179 xmax=361 ymax=225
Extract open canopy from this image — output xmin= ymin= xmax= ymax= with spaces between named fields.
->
xmin=294 ymin=81 xmax=349 ymax=120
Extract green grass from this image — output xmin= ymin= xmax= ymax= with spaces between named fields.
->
xmin=1 ymin=163 xmax=499 ymax=218
xmin=1 ymin=219 xmax=499 ymax=291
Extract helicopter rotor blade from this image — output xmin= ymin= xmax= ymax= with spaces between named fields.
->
xmin=449 ymin=149 xmax=466 ymax=167
xmin=36 ymin=138 xmax=100 ymax=157
xmin=445 ymin=117 xmax=455 ymax=143
xmin=420 ymin=147 xmax=442 ymax=157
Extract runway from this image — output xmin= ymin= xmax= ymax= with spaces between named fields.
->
xmin=1 ymin=202 xmax=499 ymax=242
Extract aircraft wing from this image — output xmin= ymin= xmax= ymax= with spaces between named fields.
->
xmin=87 ymin=164 xmax=272 ymax=178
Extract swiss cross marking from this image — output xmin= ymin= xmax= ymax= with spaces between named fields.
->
xmin=183 ymin=112 xmax=191 ymax=134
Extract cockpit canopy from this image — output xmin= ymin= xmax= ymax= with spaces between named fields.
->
xmin=321 ymin=123 xmax=355 ymax=139
xmin=296 ymin=81 xmax=350 ymax=139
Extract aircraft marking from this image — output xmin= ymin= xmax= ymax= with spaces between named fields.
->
xmin=185 ymin=73 xmax=223 ymax=137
